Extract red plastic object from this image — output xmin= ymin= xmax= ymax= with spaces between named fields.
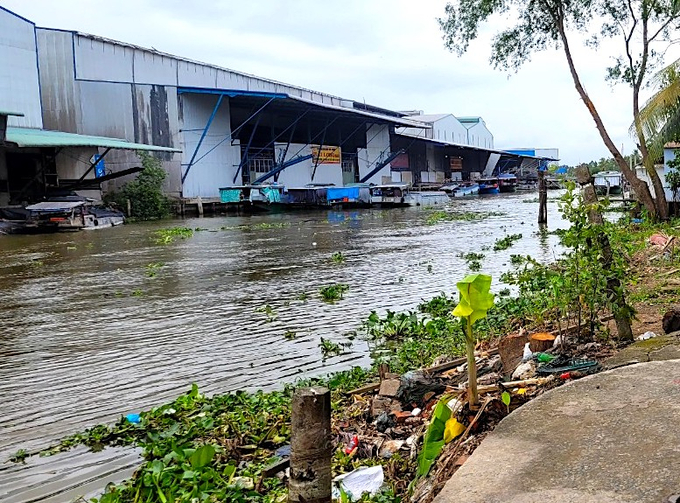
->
xmin=344 ymin=435 xmax=359 ymax=455
xmin=560 ymin=372 xmax=572 ymax=380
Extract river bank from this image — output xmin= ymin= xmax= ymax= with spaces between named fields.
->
xmin=3 ymin=191 xmax=679 ymax=502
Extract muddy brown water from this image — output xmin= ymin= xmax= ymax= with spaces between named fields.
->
xmin=0 ymin=193 xmax=565 ymax=502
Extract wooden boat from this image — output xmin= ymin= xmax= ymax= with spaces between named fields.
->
xmin=21 ymin=198 xmax=125 ymax=232
xmin=250 ymin=184 xmax=332 ymax=211
xmin=326 ymin=184 xmax=372 ymax=208
xmin=371 ymin=183 xmax=449 ymax=207
xmin=439 ymin=182 xmax=479 ymax=197
xmin=498 ymin=174 xmax=518 ymax=193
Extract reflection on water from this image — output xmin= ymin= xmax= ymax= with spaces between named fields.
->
xmin=0 ymin=193 xmax=566 ymax=502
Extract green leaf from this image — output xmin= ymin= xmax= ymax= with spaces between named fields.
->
xmin=182 ymin=470 xmax=197 ymax=479
xmin=502 ymin=391 xmax=511 ymax=407
xmin=453 ymin=274 xmax=495 ymax=325
xmin=189 ymin=444 xmax=216 ymax=469
xmin=416 ymin=395 xmax=453 ymax=478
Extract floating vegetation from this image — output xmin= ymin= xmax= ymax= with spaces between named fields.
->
xmin=145 ymin=262 xmax=165 ymax=278
xmin=318 ymin=337 xmax=342 ymax=358
xmin=468 ymin=260 xmax=482 ymax=271
xmin=510 ymin=254 xmax=525 ymax=266
xmin=331 ymin=251 xmax=346 ymax=264
xmin=319 ymin=283 xmax=349 ymax=303
xmin=493 ymin=233 xmax=523 ymax=251
xmin=255 ymin=304 xmax=277 ymax=323
xmin=427 ymin=264 xmax=433 ymax=273
xmin=296 ymin=292 xmax=309 ymax=302
xmin=66 ymin=246 xmax=77 ymax=251
xmin=131 ymin=289 xmax=144 ymax=297
xmin=9 ymin=449 xmax=27 ymax=464
xmin=499 ymin=287 xmax=511 ymax=297
xmin=251 ymin=222 xmax=290 ymax=230
xmin=425 ymin=210 xmax=503 ymax=225
xmin=154 ymin=227 xmax=194 ymax=244
xmin=283 ymin=330 xmax=296 ymax=340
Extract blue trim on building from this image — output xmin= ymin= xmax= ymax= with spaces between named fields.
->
xmin=177 ymin=87 xmax=288 ymax=99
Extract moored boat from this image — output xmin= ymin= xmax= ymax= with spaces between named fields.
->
xmin=371 ymin=183 xmax=449 ymax=207
xmin=327 ymin=184 xmax=371 ymax=208
xmin=451 ymin=182 xmax=480 ymax=197
xmin=593 ymin=171 xmax=623 ymax=195
xmin=477 ymin=178 xmax=500 ymax=195
xmin=498 ymin=174 xmax=518 ymax=193
xmin=18 ymin=198 xmax=125 ymax=233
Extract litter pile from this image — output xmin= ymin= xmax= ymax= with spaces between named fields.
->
xmin=322 ymin=331 xmax=608 ymax=502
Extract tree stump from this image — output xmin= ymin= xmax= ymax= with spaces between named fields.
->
xmin=529 ymin=332 xmax=556 ymax=353
xmin=499 ymin=331 xmax=529 ymax=376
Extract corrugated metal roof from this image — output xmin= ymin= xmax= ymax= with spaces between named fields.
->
xmin=0 ymin=110 xmax=24 ymax=117
xmin=25 ymin=201 xmax=85 ymax=211
xmin=396 ymin=131 xmax=558 ymax=160
xmin=285 ymin=95 xmax=430 ymax=129
xmin=4 ymin=127 xmax=181 ymax=152
xmin=457 ymin=116 xmax=483 ymax=124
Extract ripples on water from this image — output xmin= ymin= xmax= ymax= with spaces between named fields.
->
xmin=0 ymin=193 xmax=565 ymax=502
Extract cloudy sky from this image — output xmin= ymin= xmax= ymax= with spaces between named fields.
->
xmin=3 ymin=0 xmax=673 ymax=165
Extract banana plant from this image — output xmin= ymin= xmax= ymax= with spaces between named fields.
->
xmin=453 ymin=274 xmax=495 ymax=407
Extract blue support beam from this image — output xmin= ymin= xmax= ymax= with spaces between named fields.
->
xmin=181 ymin=94 xmax=224 ymax=184
xmin=253 ymin=154 xmax=313 ymax=185
xmin=359 ymin=149 xmax=405 ymax=183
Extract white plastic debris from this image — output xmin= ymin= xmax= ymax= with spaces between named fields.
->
xmin=512 ymin=360 xmax=537 ymax=380
xmin=411 ymin=407 xmax=422 ymax=417
xmin=446 ymin=398 xmax=463 ymax=412
xmin=332 ymin=465 xmax=384 ymax=501
xmin=522 ymin=342 xmax=533 ymax=361
xmin=637 ymin=331 xmax=657 ymax=341
xmin=553 ymin=335 xmax=563 ymax=348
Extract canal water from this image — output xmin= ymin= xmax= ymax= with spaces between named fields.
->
xmin=0 ymin=193 xmax=565 ymax=502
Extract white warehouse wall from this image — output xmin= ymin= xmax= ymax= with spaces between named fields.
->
xmin=358 ymin=124 xmax=392 ymax=183
xmin=180 ymin=94 xmax=239 ymax=198
xmin=0 ymin=7 xmax=42 ymax=128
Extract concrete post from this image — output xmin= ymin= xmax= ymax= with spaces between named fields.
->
xmin=575 ymin=166 xmax=633 ymax=341
xmin=538 ymin=170 xmax=547 ymax=224
xmin=289 ymin=387 xmax=331 ymax=503
xmin=126 ymin=199 xmax=132 ymax=218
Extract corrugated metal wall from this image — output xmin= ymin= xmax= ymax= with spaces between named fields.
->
xmin=180 ymin=93 xmax=239 ymax=198
xmin=0 ymin=8 xmax=42 ymax=128
xmin=358 ymin=124 xmax=391 ymax=183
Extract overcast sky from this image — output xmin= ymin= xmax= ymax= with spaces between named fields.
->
xmin=3 ymin=0 xmax=674 ymax=165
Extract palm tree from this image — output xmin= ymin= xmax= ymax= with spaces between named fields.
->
xmin=637 ymin=59 xmax=680 ymax=172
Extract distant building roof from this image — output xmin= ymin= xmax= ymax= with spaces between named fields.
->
xmin=456 ymin=116 xmax=483 ymax=124
xmin=664 ymin=142 xmax=680 ymax=148
xmin=401 ymin=113 xmax=452 ymax=123
xmin=4 ymin=127 xmax=181 ymax=152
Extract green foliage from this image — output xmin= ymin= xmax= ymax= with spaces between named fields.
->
xmin=493 ymin=234 xmax=522 ymax=251
xmin=283 ymin=330 xmax=296 ymax=340
xmin=666 ymin=153 xmax=680 ymax=202
xmin=105 ymin=152 xmax=171 ymax=220
xmin=501 ymin=391 xmax=511 ymax=413
xmin=255 ymin=304 xmax=277 ymax=323
xmin=331 ymin=251 xmax=347 ymax=264
xmin=319 ymin=283 xmax=349 ymax=302
xmin=9 ymin=449 xmax=28 ymax=464
xmin=146 ymin=262 xmax=164 ymax=278
xmin=153 ymin=227 xmax=194 ymax=245
xmin=425 ymin=210 xmax=503 ymax=225
xmin=502 ymin=186 xmax=634 ymax=339
xmin=416 ymin=395 xmax=453 ymax=478
xmin=319 ymin=337 xmax=343 ymax=358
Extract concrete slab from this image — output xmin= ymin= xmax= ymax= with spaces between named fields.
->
xmin=434 ymin=360 xmax=680 ymax=503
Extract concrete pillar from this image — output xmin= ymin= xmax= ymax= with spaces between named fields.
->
xmin=289 ymin=387 xmax=331 ymax=503
xmin=197 ymin=196 xmax=204 ymax=217
xmin=538 ymin=170 xmax=547 ymax=224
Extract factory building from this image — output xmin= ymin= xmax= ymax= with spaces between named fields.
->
xmin=0 ymin=4 xmax=555 ymax=207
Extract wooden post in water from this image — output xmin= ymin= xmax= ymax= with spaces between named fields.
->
xmin=289 ymin=387 xmax=331 ymax=503
xmin=574 ymin=166 xmax=634 ymax=341
xmin=126 ymin=198 xmax=132 ymax=218
xmin=538 ymin=170 xmax=548 ymax=224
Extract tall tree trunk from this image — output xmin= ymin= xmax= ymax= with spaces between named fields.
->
xmin=631 ymin=13 xmax=669 ymax=220
xmin=553 ymin=7 xmax=659 ymax=219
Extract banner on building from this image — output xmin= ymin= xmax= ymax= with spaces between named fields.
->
xmin=311 ymin=145 xmax=341 ymax=164
xmin=449 ymin=156 xmax=463 ymax=171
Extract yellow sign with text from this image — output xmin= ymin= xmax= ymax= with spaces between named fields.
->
xmin=311 ymin=145 xmax=341 ymax=164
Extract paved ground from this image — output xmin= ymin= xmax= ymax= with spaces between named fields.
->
xmin=434 ymin=356 xmax=680 ymax=503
